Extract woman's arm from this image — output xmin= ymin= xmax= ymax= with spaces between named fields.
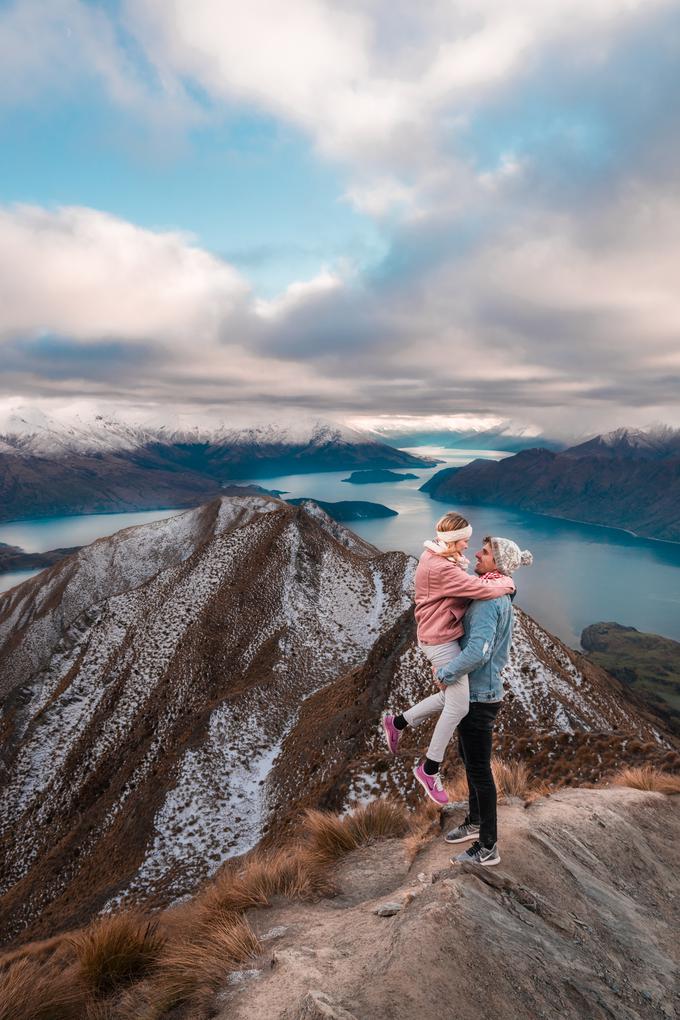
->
xmin=436 ymin=565 xmax=514 ymax=600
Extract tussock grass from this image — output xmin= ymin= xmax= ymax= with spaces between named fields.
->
xmin=193 ymin=845 xmax=334 ymax=927
xmin=444 ymin=766 xmax=470 ymax=802
xmin=612 ymin=765 xmax=680 ymax=794
xmin=149 ymin=912 xmax=260 ymax=1014
xmin=523 ymin=780 xmax=554 ymax=807
xmin=0 ymin=957 xmax=84 ymax=1020
xmin=491 ymin=756 xmax=531 ymax=798
xmin=343 ymin=799 xmax=411 ymax=843
xmin=403 ymin=802 xmax=440 ymax=863
xmin=68 ymin=912 xmax=164 ymax=999
xmin=0 ymin=934 xmax=71 ymax=974
xmin=302 ymin=799 xmax=410 ymax=865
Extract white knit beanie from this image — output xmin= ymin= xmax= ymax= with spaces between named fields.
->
xmin=490 ymin=537 xmax=534 ymax=576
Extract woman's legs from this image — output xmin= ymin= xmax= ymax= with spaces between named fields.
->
xmin=425 ymin=677 xmax=469 ymax=762
xmin=402 ymin=675 xmax=470 ymax=763
xmin=388 ymin=640 xmax=469 ymax=773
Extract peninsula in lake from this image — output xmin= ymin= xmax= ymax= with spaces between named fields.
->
xmin=422 ymin=426 xmax=680 ymax=543
xmin=582 ymin=621 xmax=680 ymax=733
xmin=342 ymin=469 xmax=419 ymax=484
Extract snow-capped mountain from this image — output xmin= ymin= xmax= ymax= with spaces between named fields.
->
xmin=0 ymin=496 xmax=671 ymax=947
xmin=0 ymin=405 xmax=416 ymax=459
xmin=0 ymin=405 xmax=435 ymax=522
xmin=565 ymin=425 xmax=680 ymax=460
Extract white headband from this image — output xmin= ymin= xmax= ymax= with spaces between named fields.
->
xmin=436 ymin=525 xmax=472 ymax=544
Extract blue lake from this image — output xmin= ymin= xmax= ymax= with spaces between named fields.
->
xmin=2 ymin=447 xmax=679 ymax=647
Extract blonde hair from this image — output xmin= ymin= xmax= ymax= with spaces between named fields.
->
xmin=434 ymin=512 xmax=470 ymax=565
xmin=436 ymin=512 xmax=469 ymax=534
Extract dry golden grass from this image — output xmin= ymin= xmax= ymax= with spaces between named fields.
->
xmin=444 ymin=766 xmax=469 ymax=802
xmin=523 ymin=780 xmax=554 ymax=807
xmin=403 ymin=802 xmax=440 ymax=863
xmin=301 ymin=809 xmax=358 ymax=862
xmin=68 ymin=912 xmax=164 ymax=999
xmin=344 ymin=799 xmax=411 ymax=844
xmin=0 ymin=934 xmax=72 ymax=974
xmin=302 ymin=799 xmax=410 ymax=865
xmin=149 ymin=912 xmax=260 ymax=1014
xmin=0 ymin=958 xmax=85 ymax=1020
xmin=611 ymin=765 xmax=680 ymax=794
xmin=191 ymin=845 xmax=334 ymax=929
xmin=491 ymin=756 xmax=531 ymax=798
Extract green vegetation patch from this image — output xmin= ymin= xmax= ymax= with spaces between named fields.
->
xmin=582 ymin=622 xmax=680 ymax=728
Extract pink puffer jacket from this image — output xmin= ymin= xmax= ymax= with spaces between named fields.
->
xmin=415 ymin=549 xmax=515 ymax=644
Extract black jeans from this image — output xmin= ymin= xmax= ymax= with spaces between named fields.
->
xmin=457 ymin=700 xmax=502 ymax=848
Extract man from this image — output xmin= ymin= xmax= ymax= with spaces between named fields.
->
xmin=435 ymin=536 xmax=533 ymax=867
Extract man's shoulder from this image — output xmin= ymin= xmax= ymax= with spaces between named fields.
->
xmin=468 ymin=593 xmax=508 ymax=616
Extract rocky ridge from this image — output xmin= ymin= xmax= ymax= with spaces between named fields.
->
xmin=218 ymin=788 xmax=680 ymax=1020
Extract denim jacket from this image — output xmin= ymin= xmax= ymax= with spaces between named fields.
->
xmin=435 ymin=594 xmax=514 ymax=702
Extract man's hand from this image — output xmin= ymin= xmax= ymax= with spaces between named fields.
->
xmin=432 ymin=665 xmax=446 ymax=691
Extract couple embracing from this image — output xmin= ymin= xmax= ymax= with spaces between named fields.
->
xmin=382 ymin=512 xmax=533 ymax=867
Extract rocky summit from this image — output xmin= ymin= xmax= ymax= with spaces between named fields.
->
xmin=0 ymin=496 xmax=676 ymax=949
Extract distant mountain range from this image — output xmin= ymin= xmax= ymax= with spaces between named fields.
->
xmin=0 ymin=407 xmax=435 ymax=522
xmin=351 ymin=415 xmax=562 ymax=453
xmin=422 ymin=426 xmax=680 ymax=542
xmin=0 ymin=494 xmax=673 ymax=946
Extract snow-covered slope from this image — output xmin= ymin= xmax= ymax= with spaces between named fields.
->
xmin=565 ymin=425 xmax=680 ymax=460
xmin=0 ymin=497 xmax=413 ymax=943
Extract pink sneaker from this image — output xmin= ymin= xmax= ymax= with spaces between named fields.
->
xmin=382 ymin=714 xmax=402 ymax=754
xmin=413 ymin=763 xmax=449 ymax=806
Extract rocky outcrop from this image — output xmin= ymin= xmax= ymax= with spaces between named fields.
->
xmin=217 ymin=788 xmax=680 ymax=1020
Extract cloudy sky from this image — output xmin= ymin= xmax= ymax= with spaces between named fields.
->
xmin=1 ymin=0 xmax=679 ymax=435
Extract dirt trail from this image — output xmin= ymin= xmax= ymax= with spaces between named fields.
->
xmin=216 ymin=788 xmax=680 ymax=1020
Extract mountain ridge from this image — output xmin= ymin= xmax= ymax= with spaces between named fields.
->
xmin=0 ymin=410 xmax=434 ymax=523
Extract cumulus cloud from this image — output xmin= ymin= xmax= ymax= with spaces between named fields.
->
xmin=123 ymin=0 xmax=676 ymax=203
xmin=2 ymin=2 xmax=680 ymax=431
xmin=0 ymin=205 xmax=248 ymax=344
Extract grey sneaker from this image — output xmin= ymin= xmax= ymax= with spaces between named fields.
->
xmin=452 ymin=840 xmax=500 ymax=866
xmin=445 ymin=820 xmax=481 ymax=844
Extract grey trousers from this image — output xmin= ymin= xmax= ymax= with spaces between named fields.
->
xmin=404 ymin=640 xmax=470 ymax=763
